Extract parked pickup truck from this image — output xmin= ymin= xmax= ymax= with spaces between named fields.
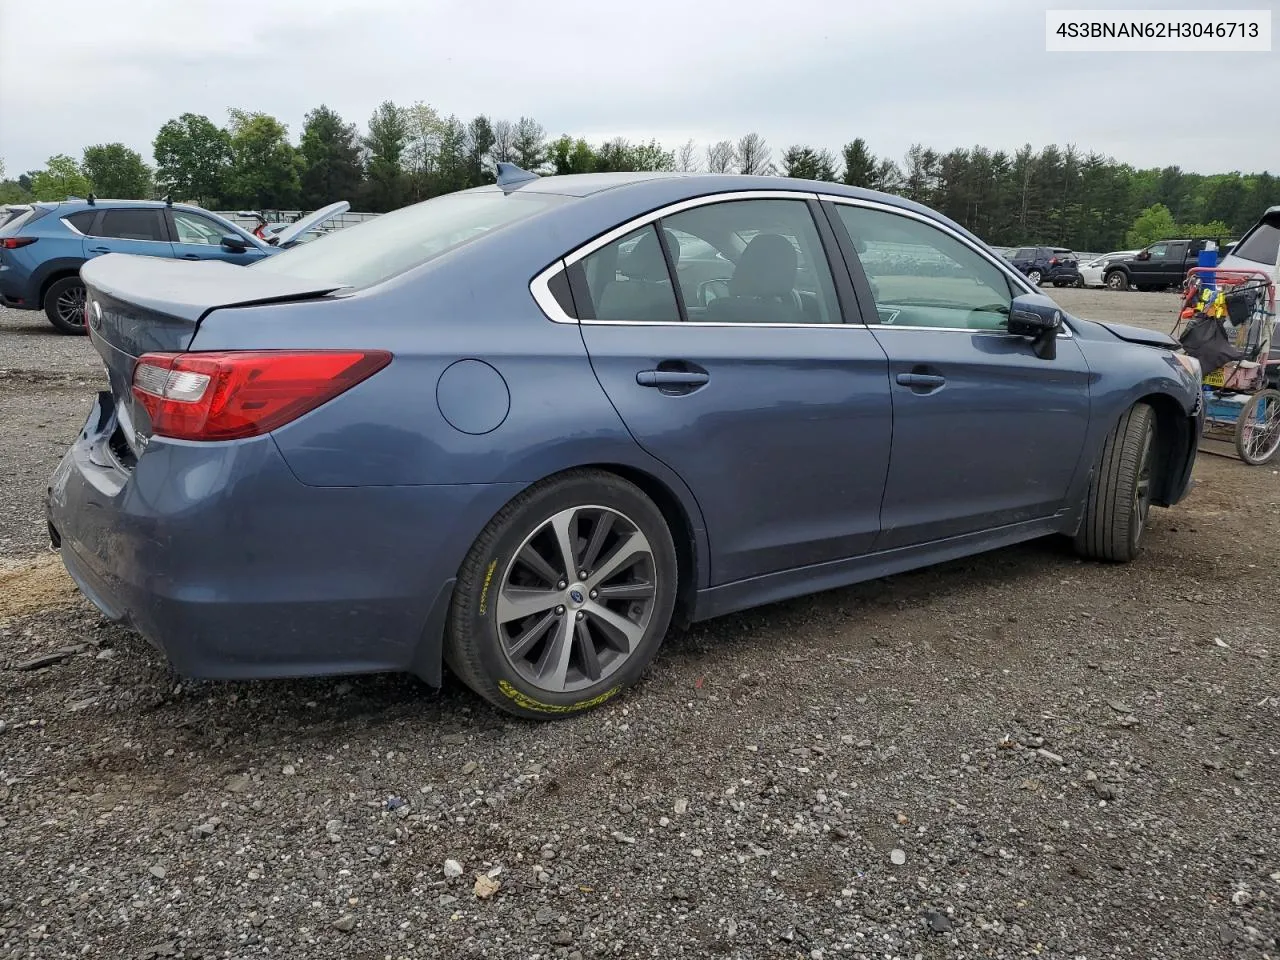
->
xmin=1103 ymin=237 xmax=1233 ymax=291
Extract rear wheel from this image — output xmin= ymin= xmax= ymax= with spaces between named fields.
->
xmin=1235 ymin=389 xmax=1280 ymax=465
xmin=445 ymin=470 xmax=678 ymax=719
xmin=43 ymin=276 xmax=87 ymax=335
xmin=1074 ymin=403 xmax=1157 ymax=563
xmin=1105 ymin=270 xmax=1129 ymax=291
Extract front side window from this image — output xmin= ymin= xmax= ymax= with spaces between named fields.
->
xmin=1147 ymin=243 xmax=1169 ymax=259
xmin=835 ymin=204 xmax=1014 ymax=330
xmin=660 ymin=199 xmax=841 ymax=324
xmin=173 ymin=211 xmax=227 ymax=245
xmin=97 ymin=209 xmax=167 ymax=242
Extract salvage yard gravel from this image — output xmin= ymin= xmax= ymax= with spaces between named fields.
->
xmin=1 ymin=294 xmax=1278 ymax=958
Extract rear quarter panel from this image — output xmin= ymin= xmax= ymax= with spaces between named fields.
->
xmin=188 ymin=239 xmax=712 ymax=586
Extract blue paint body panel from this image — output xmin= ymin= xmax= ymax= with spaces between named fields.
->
xmin=47 ymin=173 xmax=1203 ymax=686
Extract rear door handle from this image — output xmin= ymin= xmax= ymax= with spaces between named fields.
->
xmin=179 ymin=254 xmax=201 ymax=260
xmin=896 ymin=373 xmax=946 ymax=388
xmin=636 ymin=370 xmax=710 ymax=387
xmin=88 ymin=246 xmax=112 ymax=254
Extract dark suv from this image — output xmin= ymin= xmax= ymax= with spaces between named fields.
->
xmin=1006 ymin=246 xmax=1081 ymax=287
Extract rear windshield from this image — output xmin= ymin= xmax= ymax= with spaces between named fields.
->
xmin=251 ymin=190 xmax=569 ymax=289
xmin=1231 ymin=214 xmax=1280 ymax=267
xmin=0 ymin=206 xmax=50 ymax=234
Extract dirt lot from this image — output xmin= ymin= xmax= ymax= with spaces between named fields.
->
xmin=1 ymin=291 xmax=1278 ymax=959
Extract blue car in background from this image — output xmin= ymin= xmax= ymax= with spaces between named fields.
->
xmin=0 ymin=198 xmax=347 ymax=333
xmin=48 ymin=168 xmax=1203 ymax=719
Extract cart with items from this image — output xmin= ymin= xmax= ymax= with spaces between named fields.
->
xmin=1174 ymin=267 xmax=1279 ymax=465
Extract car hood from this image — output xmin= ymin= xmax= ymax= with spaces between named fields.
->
xmin=272 ymin=201 xmax=349 ymax=247
xmin=1090 ymin=319 xmax=1179 ymax=349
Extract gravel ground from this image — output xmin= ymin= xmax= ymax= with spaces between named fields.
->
xmin=1 ymin=292 xmax=1278 ymax=960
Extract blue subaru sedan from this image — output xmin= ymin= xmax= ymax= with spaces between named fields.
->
xmin=47 ymin=169 xmax=1204 ymax=718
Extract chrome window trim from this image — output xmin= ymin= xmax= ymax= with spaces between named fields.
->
xmin=60 ymin=216 xmax=87 ymax=237
xmin=529 ymin=190 xmax=864 ymax=329
xmin=823 ymin=195 xmax=1074 ymax=339
xmin=530 ymin=188 xmax=1074 ymax=339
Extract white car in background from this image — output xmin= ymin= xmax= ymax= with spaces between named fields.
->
xmin=1079 ymin=250 xmax=1138 ymax=288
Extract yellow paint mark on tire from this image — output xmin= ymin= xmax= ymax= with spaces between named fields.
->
xmin=478 ymin=559 xmax=498 ymax=617
xmin=498 ymin=679 xmax=621 ymax=715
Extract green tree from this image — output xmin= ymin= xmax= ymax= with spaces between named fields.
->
xmin=81 ymin=143 xmax=152 ymax=198
xmin=465 ymin=115 xmax=496 ymax=187
xmin=153 ymin=113 xmax=232 ymax=205
xmin=627 ymin=139 xmax=675 ymax=172
xmin=363 ymin=100 xmax=409 ymax=211
xmin=782 ymin=145 xmax=836 ymax=181
xmin=512 ymin=117 xmax=546 ymax=171
xmin=840 ymin=139 xmax=877 ymax=188
xmin=226 ymin=109 xmax=301 ymax=209
xmin=548 ymin=135 xmax=596 ymax=175
xmin=30 ymin=155 xmax=91 ymax=201
xmin=1125 ymin=203 xmax=1178 ymax=247
xmin=1177 ymin=219 xmax=1232 ymax=240
xmin=299 ymin=105 xmax=364 ymax=208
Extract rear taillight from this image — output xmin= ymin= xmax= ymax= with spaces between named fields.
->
xmin=131 ymin=350 xmax=392 ymax=441
xmin=1049 ymin=257 xmax=1059 ymax=265
xmin=0 ymin=237 xmax=36 ymax=249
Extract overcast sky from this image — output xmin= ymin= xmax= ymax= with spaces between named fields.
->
xmin=0 ymin=0 xmax=1275 ymax=178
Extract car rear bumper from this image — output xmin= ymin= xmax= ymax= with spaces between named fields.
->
xmin=47 ymin=392 xmax=522 ymax=683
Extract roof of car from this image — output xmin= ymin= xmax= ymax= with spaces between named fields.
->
xmin=42 ymin=198 xmax=214 ymax=214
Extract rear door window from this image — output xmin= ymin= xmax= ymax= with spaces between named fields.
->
xmin=97 ymin=209 xmax=167 ymax=242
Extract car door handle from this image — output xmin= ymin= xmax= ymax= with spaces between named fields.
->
xmin=179 ymin=254 xmax=201 ymax=260
xmin=636 ymin=370 xmax=709 ymax=387
xmin=88 ymin=246 xmax=112 ymax=254
xmin=896 ymin=373 xmax=946 ymax=388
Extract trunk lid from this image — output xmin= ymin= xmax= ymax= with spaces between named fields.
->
xmin=81 ymin=253 xmax=347 ymax=456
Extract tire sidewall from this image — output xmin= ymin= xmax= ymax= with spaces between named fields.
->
xmin=451 ymin=475 xmax=677 ymax=718
xmin=1126 ymin=413 xmax=1156 ymax=556
xmin=44 ymin=277 xmax=87 ymax=335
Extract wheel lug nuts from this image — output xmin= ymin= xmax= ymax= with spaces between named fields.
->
xmin=555 ymin=605 xmax=566 ymax=615
xmin=589 ymin=590 xmax=598 ymax=600
xmin=578 ymin=570 xmax=588 ymax=580
xmin=575 ymin=611 xmax=584 ymax=621
xmin=557 ymin=580 xmax=567 ymax=590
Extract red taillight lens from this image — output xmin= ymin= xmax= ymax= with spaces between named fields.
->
xmin=0 ymin=237 xmax=37 ymax=249
xmin=131 ymin=350 xmax=392 ymax=441
xmin=1049 ymin=257 xmax=1059 ymax=265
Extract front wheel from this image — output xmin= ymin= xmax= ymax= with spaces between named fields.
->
xmin=43 ymin=276 xmax=88 ymax=335
xmin=1074 ymin=403 xmax=1157 ymax=563
xmin=445 ymin=470 xmax=678 ymax=719
xmin=1027 ymin=269 xmax=1042 ymax=285
xmin=1105 ymin=270 xmax=1129 ymax=291
xmin=1235 ymin=389 xmax=1280 ymax=465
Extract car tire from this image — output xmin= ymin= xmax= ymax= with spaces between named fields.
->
xmin=1074 ymin=403 xmax=1157 ymax=563
xmin=1105 ymin=270 xmax=1129 ymax=292
xmin=1027 ymin=269 xmax=1042 ymax=285
xmin=444 ymin=469 xmax=678 ymax=719
xmin=1074 ymin=276 xmax=1085 ymax=288
xmin=43 ymin=276 xmax=88 ymax=335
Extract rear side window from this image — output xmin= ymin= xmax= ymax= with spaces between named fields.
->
xmin=1233 ymin=218 xmax=1280 ymax=267
xmin=578 ymin=224 xmax=681 ymax=322
xmin=98 ymin=209 xmax=166 ymax=242
xmin=251 ymin=190 xmax=567 ymax=289
xmin=0 ymin=207 xmax=51 ymax=234
xmin=65 ymin=211 xmax=97 ymax=234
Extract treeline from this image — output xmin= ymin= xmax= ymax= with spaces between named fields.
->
xmin=2 ymin=100 xmax=1276 ymax=252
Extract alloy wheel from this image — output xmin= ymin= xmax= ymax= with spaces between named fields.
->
xmin=56 ymin=284 xmax=86 ymax=327
xmin=1132 ymin=423 xmax=1155 ymax=540
xmin=496 ymin=505 xmax=657 ymax=694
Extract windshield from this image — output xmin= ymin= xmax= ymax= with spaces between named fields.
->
xmin=251 ymin=190 xmax=569 ymax=289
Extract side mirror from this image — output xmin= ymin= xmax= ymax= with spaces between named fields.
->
xmin=221 ymin=234 xmax=249 ymax=253
xmin=1135 ymin=250 xmax=1152 ymax=261
xmin=1008 ymin=293 xmax=1062 ymax=360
